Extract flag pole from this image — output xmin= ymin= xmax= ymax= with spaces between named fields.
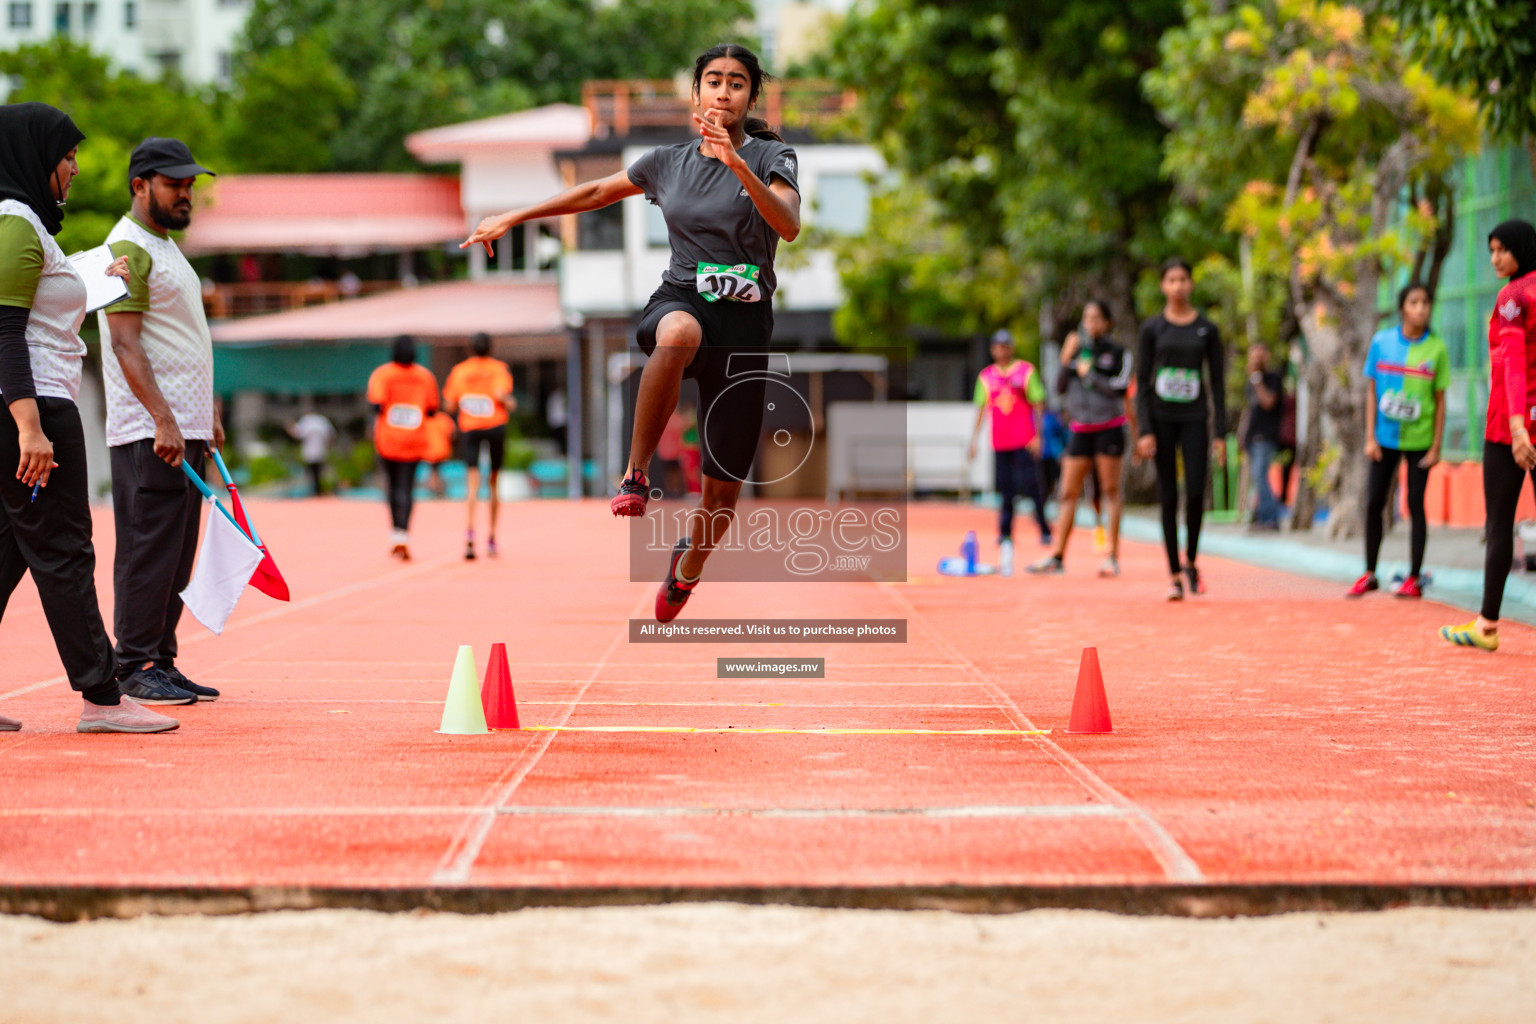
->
xmin=181 ymin=460 xmax=246 ymax=533
xmin=208 ymin=449 xmax=262 ymax=546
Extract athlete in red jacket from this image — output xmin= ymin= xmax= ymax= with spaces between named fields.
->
xmin=1440 ymin=219 xmax=1536 ymax=651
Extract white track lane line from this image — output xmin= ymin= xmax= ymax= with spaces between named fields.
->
xmin=0 ymin=804 xmax=1130 ymax=821
xmin=429 ymin=588 xmax=651 ymax=886
xmin=880 ymin=581 xmax=1206 ymax=883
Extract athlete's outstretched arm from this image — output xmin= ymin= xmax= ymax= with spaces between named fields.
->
xmin=461 ymin=171 xmax=643 ymax=256
xmin=693 ymin=113 xmax=801 ymax=242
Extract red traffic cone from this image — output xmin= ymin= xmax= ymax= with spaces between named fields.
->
xmin=481 ymin=642 xmax=520 ymax=730
xmin=1066 ymin=647 xmax=1113 ymax=734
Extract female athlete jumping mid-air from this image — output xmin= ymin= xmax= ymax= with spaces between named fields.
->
xmin=463 ymin=44 xmax=800 ymax=622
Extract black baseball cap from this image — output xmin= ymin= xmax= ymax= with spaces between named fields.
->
xmin=128 ymin=137 xmax=215 ymax=184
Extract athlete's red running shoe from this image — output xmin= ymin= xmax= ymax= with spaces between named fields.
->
xmin=655 ymin=538 xmax=699 ymax=623
xmin=611 ymin=468 xmax=650 ymax=517
xmin=1345 ymin=573 xmax=1379 ymax=597
xmin=1394 ymin=575 xmax=1423 ymax=598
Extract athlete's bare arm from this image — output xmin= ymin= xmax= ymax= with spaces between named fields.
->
xmin=693 ymin=112 xmax=801 ymax=242
xmin=461 ymin=171 xmax=643 ymax=256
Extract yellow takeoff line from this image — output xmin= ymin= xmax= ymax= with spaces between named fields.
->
xmin=522 ymin=725 xmax=1050 ymax=737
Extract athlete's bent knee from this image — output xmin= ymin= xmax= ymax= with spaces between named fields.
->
xmin=655 ymin=312 xmax=703 ymax=353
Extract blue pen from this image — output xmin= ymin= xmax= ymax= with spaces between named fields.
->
xmin=29 ymin=481 xmax=39 ymax=502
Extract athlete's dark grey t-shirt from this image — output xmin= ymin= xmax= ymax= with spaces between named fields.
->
xmin=626 ymin=136 xmax=800 ymax=300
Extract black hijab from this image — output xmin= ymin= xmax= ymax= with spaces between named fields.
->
xmin=0 ymin=102 xmax=85 ymax=236
xmin=1489 ymin=219 xmax=1536 ymax=282
xmin=392 ymin=335 xmax=417 ymax=366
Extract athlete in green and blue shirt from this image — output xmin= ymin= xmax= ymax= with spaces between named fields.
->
xmin=1349 ymin=282 xmax=1449 ymax=598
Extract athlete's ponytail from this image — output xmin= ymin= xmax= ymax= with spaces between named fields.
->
xmin=694 ymin=43 xmax=782 ymax=141
xmin=743 ymin=116 xmax=784 ymax=142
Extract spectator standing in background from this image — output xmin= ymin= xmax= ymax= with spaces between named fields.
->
xmin=287 ymin=406 xmax=336 ymax=496
xmin=423 ymin=410 xmax=456 ymax=499
xmin=969 ymin=329 xmax=1051 ymax=574
xmin=1242 ymin=344 xmax=1285 ymax=531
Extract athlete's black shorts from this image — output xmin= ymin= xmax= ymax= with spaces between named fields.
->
xmin=460 ymin=425 xmax=507 ymax=472
xmin=635 ymin=279 xmax=775 ymax=483
xmin=1066 ymin=425 xmax=1126 ymax=459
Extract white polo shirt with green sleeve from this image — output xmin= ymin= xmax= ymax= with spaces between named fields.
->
xmin=99 ymin=213 xmax=215 ymax=447
xmin=0 ymin=198 xmax=88 ymax=402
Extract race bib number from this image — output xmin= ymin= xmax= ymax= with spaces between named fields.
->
xmin=1155 ymin=367 xmax=1201 ymax=402
xmin=1378 ymin=390 xmax=1422 ymax=423
xmin=459 ymin=394 xmax=496 ymax=419
xmin=696 ymin=262 xmax=763 ymax=303
xmin=385 ymin=404 xmax=423 ymax=430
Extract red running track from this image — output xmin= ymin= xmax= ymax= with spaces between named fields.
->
xmin=1 ymin=499 xmax=1533 ymax=889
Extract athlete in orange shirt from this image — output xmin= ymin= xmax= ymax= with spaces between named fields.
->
xmin=423 ymin=410 xmax=457 ymax=498
xmin=443 ymin=333 xmax=515 ymax=560
xmin=366 ymin=336 xmax=439 ymax=560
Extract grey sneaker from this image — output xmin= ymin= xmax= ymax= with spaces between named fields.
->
xmin=119 ymin=666 xmax=196 ymax=705
xmin=159 ymin=663 xmax=219 ymax=702
xmin=0 ymin=715 xmax=20 ymax=731
xmin=77 ymin=698 xmax=180 ymax=734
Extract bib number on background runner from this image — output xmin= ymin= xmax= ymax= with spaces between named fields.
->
xmin=385 ymin=404 xmax=423 ymax=430
xmin=1155 ymin=367 xmax=1201 ymax=402
xmin=1378 ymin=390 xmax=1422 ymax=423
xmin=459 ymin=394 xmax=496 ymax=419
xmin=696 ymin=262 xmax=763 ymax=303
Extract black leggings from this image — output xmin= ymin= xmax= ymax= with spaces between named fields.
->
xmin=1481 ymin=440 xmax=1536 ymax=621
xmin=380 ymin=457 xmax=418 ymax=531
xmin=994 ymin=447 xmax=1049 ymax=541
xmin=1152 ymin=417 xmax=1209 ymax=575
xmin=1364 ymin=448 xmax=1429 ymax=576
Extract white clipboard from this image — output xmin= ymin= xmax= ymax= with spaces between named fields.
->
xmin=66 ymin=245 xmax=131 ymax=314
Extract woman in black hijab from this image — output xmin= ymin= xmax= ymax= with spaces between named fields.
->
xmin=1439 ymin=219 xmax=1536 ymax=652
xmin=0 ymin=102 xmax=177 ymax=732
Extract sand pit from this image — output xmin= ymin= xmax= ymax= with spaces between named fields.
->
xmin=2 ymin=904 xmax=1533 ymax=1022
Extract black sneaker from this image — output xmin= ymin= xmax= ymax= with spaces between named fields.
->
xmin=119 ymin=666 xmax=197 ymax=705
xmin=1184 ymin=563 xmax=1205 ymax=595
xmin=159 ymin=663 xmax=219 ymax=702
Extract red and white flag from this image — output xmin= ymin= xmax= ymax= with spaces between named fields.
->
xmin=180 ymin=497 xmax=264 ymax=635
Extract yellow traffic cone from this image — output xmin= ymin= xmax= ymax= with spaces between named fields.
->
xmin=438 ymin=645 xmax=488 ymax=735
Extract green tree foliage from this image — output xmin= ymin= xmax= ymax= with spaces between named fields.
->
xmin=0 ymin=39 xmax=223 ymax=252
xmin=824 ymin=183 xmax=1031 ymax=356
xmin=234 ymin=0 xmax=756 ymax=171
xmin=1149 ymin=0 xmax=1479 ymax=536
xmin=1377 ymin=0 xmax=1536 ymax=151
xmin=221 ymin=38 xmax=355 ymax=173
xmin=828 ymin=0 xmax=1185 ymax=342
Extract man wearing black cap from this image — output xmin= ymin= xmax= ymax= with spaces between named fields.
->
xmin=100 ymin=137 xmax=224 ymax=706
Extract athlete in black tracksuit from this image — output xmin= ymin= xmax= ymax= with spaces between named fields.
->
xmin=1136 ymin=259 xmax=1227 ymax=600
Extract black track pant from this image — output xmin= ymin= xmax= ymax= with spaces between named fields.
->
xmin=111 ymin=439 xmax=206 ymax=672
xmin=0 ymin=397 xmax=119 ymax=704
xmin=1364 ymin=447 xmax=1429 ymax=576
xmin=1152 ymin=417 xmax=1209 ymax=575
xmin=994 ymin=447 xmax=1049 ymax=541
xmin=380 ymin=457 xmax=418 ymax=531
xmin=1481 ymin=440 xmax=1536 ymax=621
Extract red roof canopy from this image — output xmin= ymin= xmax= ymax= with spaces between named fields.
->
xmin=180 ymin=175 xmax=465 ymax=257
xmin=210 ymin=280 xmax=566 ymax=355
